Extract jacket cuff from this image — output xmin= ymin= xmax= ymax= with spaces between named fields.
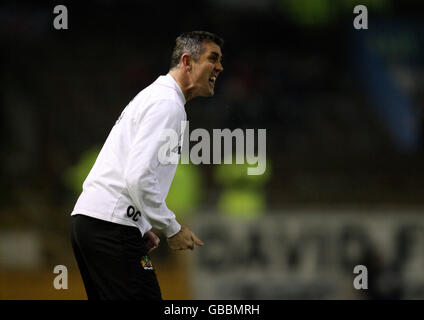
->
xmin=164 ymin=219 xmax=181 ymax=238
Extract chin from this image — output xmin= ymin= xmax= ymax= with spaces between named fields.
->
xmin=200 ymin=89 xmax=214 ymax=97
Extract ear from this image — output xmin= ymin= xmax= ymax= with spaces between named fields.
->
xmin=180 ymin=53 xmax=192 ymax=72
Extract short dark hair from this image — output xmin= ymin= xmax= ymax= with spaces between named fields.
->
xmin=170 ymin=31 xmax=224 ymax=69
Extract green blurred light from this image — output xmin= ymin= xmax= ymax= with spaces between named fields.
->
xmin=279 ymin=0 xmax=334 ymax=27
xmin=278 ymin=0 xmax=391 ymax=27
xmin=213 ymin=160 xmax=271 ymax=220
xmin=214 ymin=161 xmax=271 ymax=188
xmin=166 ymin=164 xmax=203 ymax=220
xmin=63 ymin=146 xmax=100 ymax=195
xmin=218 ymin=189 xmax=265 ymax=220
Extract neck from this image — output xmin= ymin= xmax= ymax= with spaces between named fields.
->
xmin=168 ymin=69 xmax=196 ymax=102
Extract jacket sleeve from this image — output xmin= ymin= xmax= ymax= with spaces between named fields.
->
xmin=124 ymin=99 xmax=183 ymax=237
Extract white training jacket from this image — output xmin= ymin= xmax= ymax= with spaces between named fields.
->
xmin=71 ymin=74 xmax=186 ymax=238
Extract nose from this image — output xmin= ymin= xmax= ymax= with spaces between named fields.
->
xmin=216 ymin=61 xmax=224 ymax=73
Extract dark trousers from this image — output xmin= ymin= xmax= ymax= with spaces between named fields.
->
xmin=70 ymin=214 xmax=162 ymax=300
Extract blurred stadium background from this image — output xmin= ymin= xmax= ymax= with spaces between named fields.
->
xmin=1 ymin=0 xmax=424 ymax=299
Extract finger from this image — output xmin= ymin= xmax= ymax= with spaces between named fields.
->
xmin=192 ymin=233 xmax=204 ymax=246
xmin=188 ymin=241 xmax=194 ymax=250
xmin=148 ymin=243 xmax=158 ymax=253
xmin=143 ymin=230 xmax=153 ymax=240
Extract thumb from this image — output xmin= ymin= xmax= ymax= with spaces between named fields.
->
xmin=191 ymin=232 xmax=204 ymax=246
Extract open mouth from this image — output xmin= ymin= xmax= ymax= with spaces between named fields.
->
xmin=208 ymin=75 xmax=217 ymax=87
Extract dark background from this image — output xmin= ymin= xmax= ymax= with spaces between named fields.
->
xmin=1 ymin=0 xmax=424 ymax=299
